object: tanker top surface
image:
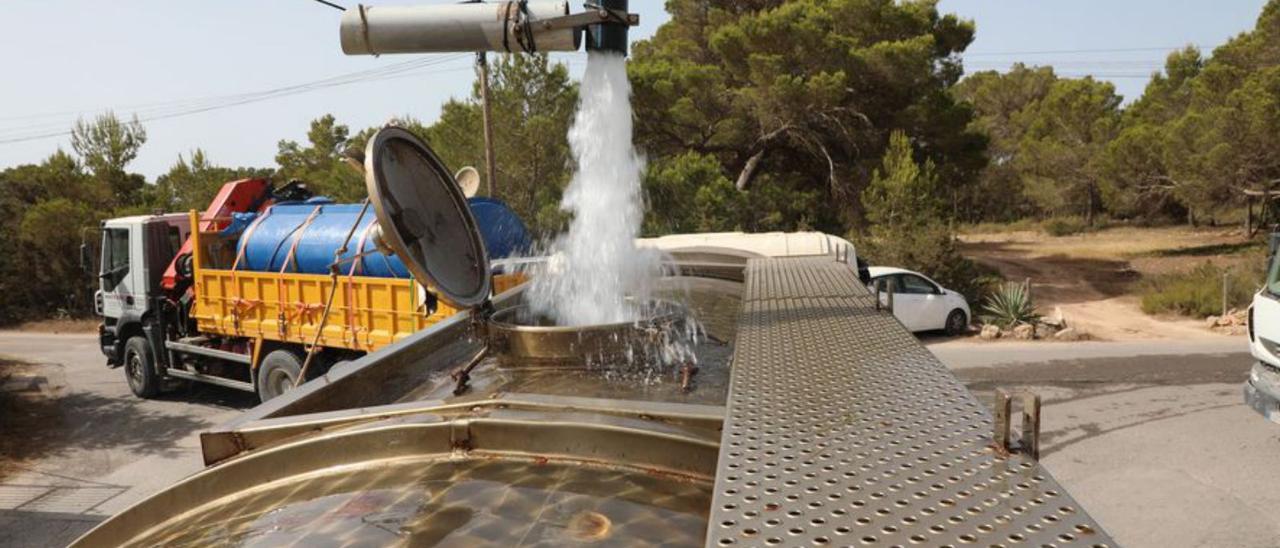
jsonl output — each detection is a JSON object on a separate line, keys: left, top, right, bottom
{"left": 72, "top": 256, "right": 1111, "bottom": 547}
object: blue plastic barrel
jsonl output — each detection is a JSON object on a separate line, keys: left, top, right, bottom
{"left": 469, "top": 197, "right": 532, "bottom": 260}
{"left": 235, "top": 197, "right": 530, "bottom": 277}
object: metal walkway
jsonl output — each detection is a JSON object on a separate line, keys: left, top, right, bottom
{"left": 707, "top": 257, "right": 1112, "bottom": 547}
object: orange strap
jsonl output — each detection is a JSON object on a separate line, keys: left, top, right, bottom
{"left": 342, "top": 223, "right": 380, "bottom": 345}
{"left": 227, "top": 209, "right": 271, "bottom": 331}
{"left": 276, "top": 206, "right": 324, "bottom": 338}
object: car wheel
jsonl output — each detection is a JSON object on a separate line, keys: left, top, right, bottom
{"left": 124, "top": 336, "right": 160, "bottom": 398}
{"left": 256, "top": 348, "right": 304, "bottom": 402}
{"left": 945, "top": 309, "right": 969, "bottom": 336}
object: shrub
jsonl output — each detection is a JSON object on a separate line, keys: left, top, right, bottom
{"left": 981, "top": 281, "right": 1041, "bottom": 328}
{"left": 855, "top": 223, "right": 1003, "bottom": 305}
{"left": 1140, "top": 262, "right": 1261, "bottom": 318}
{"left": 1041, "top": 216, "right": 1091, "bottom": 237}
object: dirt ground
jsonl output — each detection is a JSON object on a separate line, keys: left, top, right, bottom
{"left": 959, "top": 226, "right": 1260, "bottom": 340}
{"left": 12, "top": 319, "right": 99, "bottom": 334}
{"left": 0, "top": 358, "right": 64, "bottom": 480}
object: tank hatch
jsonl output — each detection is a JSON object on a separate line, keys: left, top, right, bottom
{"left": 364, "top": 126, "right": 492, "bottom": 308}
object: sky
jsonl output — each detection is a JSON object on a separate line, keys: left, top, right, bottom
{"left": 0, "top": 0, "right": 1269, "bottom": 179}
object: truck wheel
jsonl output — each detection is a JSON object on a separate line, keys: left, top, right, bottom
{"left": 945, "top": 309, "right": 969, "bottom": 336}
{"left": 124, "top": 336, "right": 160, "bottom": 398}
{"left": 257, "top": 349, "right": 303, "bottom": 402}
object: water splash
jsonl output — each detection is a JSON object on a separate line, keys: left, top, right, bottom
{"left": 526, "top": 52, "right": 661, "bottom": 326}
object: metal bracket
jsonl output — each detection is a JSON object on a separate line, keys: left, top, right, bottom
{"left": 994, "top": 388, "right": 1042, "bottom": 460}
{"left": 874, "top": 277, "right": 896, "bottom": 314}
{"left": 531, "top": 9, "right": 639, "bottom": 33}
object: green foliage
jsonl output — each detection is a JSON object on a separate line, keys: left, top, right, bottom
{"left": 275, "top": 114, "right": 366, "bottom": 202}
{"left": 862, "top": 132, "right": 945, "bottom": 227}
{"left": 644, "top": 152, "right": 740, "bottom": 234}
{"left": 1041, "top": 216, "right": 1091, "bottom": 237}
{"left": 425, "top": 54, "right": 578, "bottom": 235}
{"left": 857, "top": 131, "right": 997, "bottom": 304}
{"left": 643, "top": 151, "right": 827, "bottom": 235}
{"left": 1140, "top": 262, "right": 1261, "bottom": 318}
{"left": 980, "top": 281, "right": 1041, "bottom": 328}
{"left": 0, "top": 153, "right": 104, "bottom": 322}
{"left": 1017, "top": 78, "right": 1122, "bottom": 220}
{"left": 70, "top": 112, "right": 148, "bottom": 207}
{"left": 951, "top": 64, "right": 1056, "bottom": 221}
{"left": 630, "top": 0, "right": 986, "bottom": 234}
{"left": 154, "top": 150, "right": 273, "bottom": 212}
{"left": 956, "top": 2, "right": 1280, "bottom": 225}
{"left": 953, "top": 67, "right": 1123, "bottom": 223}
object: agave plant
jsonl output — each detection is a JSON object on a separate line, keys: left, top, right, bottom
{"left": 981, "top": 281, "right": 1041, "bottom": 329}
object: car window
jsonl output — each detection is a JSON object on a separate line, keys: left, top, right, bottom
{"left": 900, "top": 274, "right": 937, "bottom": 295}
{"left": 869, "top": 275, "right": 898, "bottom": 293}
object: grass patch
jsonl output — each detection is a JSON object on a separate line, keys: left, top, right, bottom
{"left": 1143, "top": 239, "right": 1264, "bottom": 258}
{"left": 1140, "top": 262, "right": 1262, "bottom": 318}
{"left": 959, "top": 219, "right": 1041, "bottom": 235}
{"left": 1041, "top": 216, "right": 1095, "bottom": 237}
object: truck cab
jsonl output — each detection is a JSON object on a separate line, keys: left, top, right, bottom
{"left": 96, "top": 214, "right": 191, "bottom": 393}
{"left": 1245, "top": 234, "right": 1280, "bottom": 421}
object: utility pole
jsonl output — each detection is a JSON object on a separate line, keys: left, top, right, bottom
{"left": 477, "top": 52, "right": 498, "bottom": 197}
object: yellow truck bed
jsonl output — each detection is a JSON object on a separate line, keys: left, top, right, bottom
{"left": 187, "top": 212, "right": 519, "bottom": 355}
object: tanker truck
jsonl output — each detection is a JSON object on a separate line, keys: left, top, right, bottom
{"left": 91, "top": 171, "right": 531, "bottom": 403}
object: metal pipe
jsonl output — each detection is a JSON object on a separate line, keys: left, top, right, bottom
{"left": 584, "top": 0, "right": 630, "bottom": 55}
{"left": 340, "top": 2, "right": 580, "bottom": 55}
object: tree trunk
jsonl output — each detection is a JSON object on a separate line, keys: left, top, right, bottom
{"left": 1247, "top": 197, "right": 1254, "bottom": 237}
{"left": 735, "top": 149, "right": 766, "bottom": 191}
{"left": 1086, "top": 184, "right": 1096, "bottom": 226}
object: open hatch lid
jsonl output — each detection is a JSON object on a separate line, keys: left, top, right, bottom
{"left": 364, "top": 126, "right": 491, "bottom": 309}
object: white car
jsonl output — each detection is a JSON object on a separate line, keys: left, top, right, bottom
{"left": 868, "top": 267, "right": 971, "bottom": 335}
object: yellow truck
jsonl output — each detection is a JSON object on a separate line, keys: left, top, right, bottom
{"left": 92, "top": 176, "right": 527, "bottom": 402}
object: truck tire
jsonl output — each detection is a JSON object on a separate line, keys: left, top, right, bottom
{"left": 257, "top": 348, "right": 304, "bottom": 402}
{"left": 124, "top": 336, "right": 161, "bottom": 398}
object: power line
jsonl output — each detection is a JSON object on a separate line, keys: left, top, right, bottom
{"left": 964, "top": 46, "right": 1195, "bottom": 57}
{"left": 0, "top": 56, "right": 463, "bottom": 127}
{"left": 0, "top": 55, "right": 471, "bottom": 145}
{"left": 309, "top": 0, "right": 346, "bottom": 11}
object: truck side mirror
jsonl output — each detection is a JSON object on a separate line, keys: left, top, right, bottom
{"left": 80, "top": 243, "right": 92, "bottom": 274}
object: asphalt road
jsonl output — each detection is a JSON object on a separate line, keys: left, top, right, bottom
{"left": 0, "top": 332, "right": 1272, "bottom": 547}
{"left": 932, "top": 338, "right": 1278, "bottom": 548}
{"left": 0, "top": 331, "right": 256, "bottom": 547}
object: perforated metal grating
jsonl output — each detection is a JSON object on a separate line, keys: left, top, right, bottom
{"left": 707, "top": 257, "right": 1112, "bottom": 548}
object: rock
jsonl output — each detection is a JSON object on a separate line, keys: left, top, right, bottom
{"left": 1054, "top": 327, "right": 1082, "bottom": 341}
{"left": 1044, "top": 307, "right": 1067, "bottom": 328}
{"left": 980, "top": 324, "right": 1001, "bottom": 340}
{"left": 1205, "top": 316, "right": 1220, "bottom": 329}
{"left": 1222, "top": 314, "right": 1242, "bottom": 327}
{"left": 1012, "top": 324, "right": 1035, "bottom": 340}
{"left": 1035, "top": 323, "right": 1057, "bottom": 339}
